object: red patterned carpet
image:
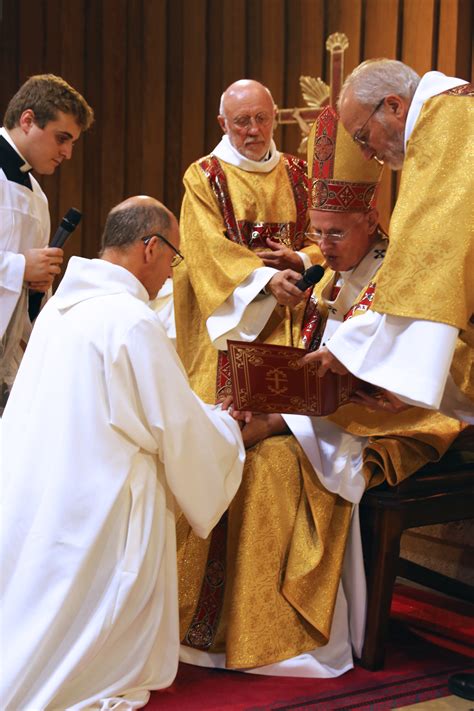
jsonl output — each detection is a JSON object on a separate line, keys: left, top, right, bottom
{"left": 146, "top": 584, "right": 474, "bottom": 710}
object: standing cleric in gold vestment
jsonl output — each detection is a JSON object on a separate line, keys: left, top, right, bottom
{"left": 327, "top": 63, "right": 474, "bottom": 422}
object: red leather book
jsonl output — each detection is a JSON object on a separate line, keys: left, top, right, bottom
{"left": 227, "top": 340, "right": 363, "bottom": 416}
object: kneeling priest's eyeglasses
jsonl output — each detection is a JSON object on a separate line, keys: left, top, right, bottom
{"left": 142, "top": 233, "right": 184, "bottom": 267}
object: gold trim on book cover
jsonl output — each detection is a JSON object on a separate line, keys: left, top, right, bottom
{"left": 227, "top": 340, "right": 360, "bottom": 416}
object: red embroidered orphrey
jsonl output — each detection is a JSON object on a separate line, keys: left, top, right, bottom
{"left": 199, "top": 153, "right": 309, "bottom": 403}
{"left": 182, "top": 154, "right": 309, "bottom": 651}
{"left": 344, "top": 281, "right": 377, "bottom": 321}
{"left": 442, "top": 82, "right": 474, "bottom": 97}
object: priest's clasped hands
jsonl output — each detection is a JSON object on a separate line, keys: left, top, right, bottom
{"left": 219, "top": 397, "right": 288, "bottom": 449}
{"left": 220, "top": 395, "right": 252, "bottom": 428}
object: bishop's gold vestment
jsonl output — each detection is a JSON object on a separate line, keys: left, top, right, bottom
{"left": 305, "top": 263, "right": 464, "bottom": 490}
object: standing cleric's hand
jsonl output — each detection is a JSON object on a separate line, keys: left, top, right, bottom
{"left": 256, "top": 238, "right": 305, "bottom": 272}
{"left": 298, "top": 346, "right": 349, "bottom": 377}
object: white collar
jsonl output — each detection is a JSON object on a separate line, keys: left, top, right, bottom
{"left": 404, "top": 71, "right": 467, "bottom": 149}
{"left": 212, "top": 134, "right": 281, "bottom": 173}
{"left": 54, "top": 256, "right": 150, "bottom": 311}
{"left": 0, "top": 126, "right": 33, "bottom": 172}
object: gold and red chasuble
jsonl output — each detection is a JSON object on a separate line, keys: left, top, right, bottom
{"left": 174, "top": 154, "right": 323, "bottom": 405}
{"left": 200, "top": 153, "right": 309, "bottom": 250}
{"left": 198, "top": 154, "right": 311, "bottom": 399}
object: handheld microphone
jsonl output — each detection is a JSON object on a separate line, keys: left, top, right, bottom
{"left": 295, "top": 264, "right": 325, "bottom": 291}
{"left": 50, "top": 208, "right": 82, "bottom": 248}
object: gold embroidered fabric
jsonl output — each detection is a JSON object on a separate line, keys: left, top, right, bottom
{"left": 373, "top": 93, "right": 474, "bottom": 331}
{"left": 177, "top": 435, "right": 351, "bottom": 668}
{"left": 309, "top": 272, "right": 465, "bottom": 486}
{"left": 450, "top": 326, "right": 474, "bottom": 403}
{"left": 174, "top": 157, "right": 322, "bottom": 402}
{"left": 175, "top": 155, "right": 347, "bottom": 668}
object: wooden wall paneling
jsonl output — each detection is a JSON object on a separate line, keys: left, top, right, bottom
{"left": 327, "top": 0, "right": 363, "bottom": 75}
{"left": 363, "top": 0, "right": 401, "bottom": 59}
{"left": 82, "top": 0, "right": 103, "bottom": 258}
{"left": 100, "top": 0, "right": 127, "bottom": 226}
{"left": 57, "top": 0, "right": 86, "bottom": 264}
{"left": 205, "top": 0, "right": 247, "bottom": 169}
{"left": 245, "top": 0, "right": 263, "bottom": 80}
{"left": 296, "top": 0, "right": 325, "bottom": 83}
{"left": 256, "top": 0, "right": 286, "bottom": 105}
{"left": 164, "top": 0, "right": 184, "bottom": 216}
{"left": 363, "top": 0, "right": 401, "bottom": 229}
{"left": 43, "top": 0, "right": 62, "bottom": 75}
{"left": 437, "top": 0, "right": 458, "bottom": 75}
{"left": 0, "top": 0, "right": 19, "bottom": 106}
{"left": 38, "top": 0, "right": 61, "bottom": 244}
{"left": 255, "top": 0, "right": 286, "bottom": 149}
{"left": 472, "top": 11, "right": 474, "bottom": 81}
{"left": 454, "top": 0, "right": 472, "bottom": 81}
{"left": 221, "top": 0, "right": 246, "bottom": 86}
{"left": 125, "top": 0, "right": 144, "bottom": 199}
{"left": 142, "top": 0, "right": 167, "bottom": 202}
{"left": 204, "top": 0, "right": 225, "bottom": 154}
{"left": 18, "top": 0, "right": 44, "bottom": 80}
{"left": 180, "top": 0, "right": 207, "bottom": 179}
{"left": 245, "top": 0, "right": 285, "bottom": 150}
{"left": 438, "top": 0, "right": 472, "bottom": 80}
{"left": 282, "top": 0, "right": 325, "bottom": 157}
{"left": 17, "top": 1, "right": 59, "bottom": 233}
{"left": 401, "top": 0, "right": 437, "bottom": 76}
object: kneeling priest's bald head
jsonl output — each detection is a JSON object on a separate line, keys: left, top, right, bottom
{"left": 100, "top": 196, "right": 183, "bottom": 300}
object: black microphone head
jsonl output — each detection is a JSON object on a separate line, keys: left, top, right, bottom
{"left": 61, "top": 207, "right": 82, "bottom": 233}
{"left": 303, "top": 264, "right": 325, "bottom": 286}
{"left": 295, "top": 264, "right": 325, "bottom": 291}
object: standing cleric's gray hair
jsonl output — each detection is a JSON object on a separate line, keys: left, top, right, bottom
{"left": 101, "top": 201, "right": 171, "bottom": 252}
{"left": 338, "top": 59, "right": 421, "bottom": 110}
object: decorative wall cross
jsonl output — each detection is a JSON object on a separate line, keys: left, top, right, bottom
{"left": 276, "top": 33, "right": 349, "bottom": 154}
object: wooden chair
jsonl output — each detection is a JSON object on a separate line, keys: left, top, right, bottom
{"left": 359, "top": 426, "right": 474, "bottom": 670}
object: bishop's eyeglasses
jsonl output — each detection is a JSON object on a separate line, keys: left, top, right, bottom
{"left": 142, "top": 233, "right": 184, "bottom": 267}
{"left": 305, "top": 217, "right": 365, "bottom": 244}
